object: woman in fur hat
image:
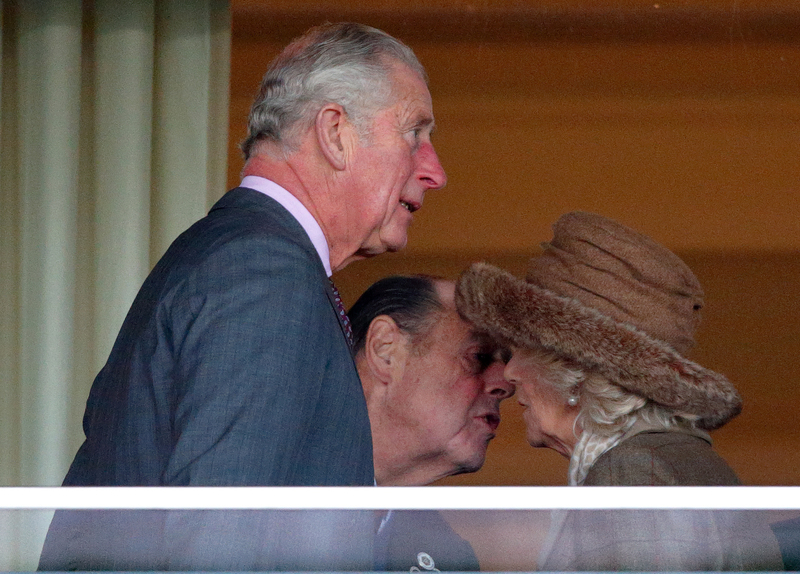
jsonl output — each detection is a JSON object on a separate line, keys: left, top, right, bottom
{"left": 455, "top": 211, "right": 783, "bottom": 571}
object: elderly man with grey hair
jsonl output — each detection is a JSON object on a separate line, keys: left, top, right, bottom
{"left": 39, "top": 23, "right": 446, "bottom": 571}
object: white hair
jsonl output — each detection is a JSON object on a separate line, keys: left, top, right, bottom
{"left": 241, "top": 22, "right": 426, "bottom": 159}
{"left": 524, "top": 347, "right": 700, "bottom": 439}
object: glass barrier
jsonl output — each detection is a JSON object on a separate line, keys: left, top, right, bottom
{"left": 1, "top": 486, "right": 798, "bottom": 572}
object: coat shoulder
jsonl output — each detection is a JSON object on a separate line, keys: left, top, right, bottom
{"left": 584, "top": 431, "right": 740, "bottom": 486}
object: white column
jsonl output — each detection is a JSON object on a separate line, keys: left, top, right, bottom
{"left": 92, "top": 0, "right": 155, "bottom": 367}
{"left": 151, "top": 0, "right": 217, "bottom": 261}
{"left": 0, "top": 2, "right": 23, "bottom": 569}
{"left": 206, "top": 0, "right": 231, "bottom": 207}
{"left": 17, "top": 0, "right": 82, "bottom": 489}
{"left": 15, "top": 1, "right": 83, "bottom": 568}
{"left": 0, "top": 0, "right": 21, "bottom": 491}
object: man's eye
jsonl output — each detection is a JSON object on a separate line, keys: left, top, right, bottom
{"left": 474, "top": 352, "right": 494, "bottom": 371}
{"left": 406, "top": 129, "right": 422, "bottom": 150}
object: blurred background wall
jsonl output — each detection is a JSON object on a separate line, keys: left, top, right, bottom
{"left": 229, "top": 0, "right": 800, "bottom": 488}
{"left": 1, "top": 1, "right": 797, "bottom": 569}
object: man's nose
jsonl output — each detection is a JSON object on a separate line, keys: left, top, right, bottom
{"left": 503, "top": 360, "right": 520, "bottom": 388}
{"left": 484, "top": 361, "right": 515, "bottom": 400}
{"left": 417, "top": 142, "right": 447, "bottom": 190}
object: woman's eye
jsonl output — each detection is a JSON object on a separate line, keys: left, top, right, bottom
{"left": 497, "top": 348, "right": 512, "bottom": 364}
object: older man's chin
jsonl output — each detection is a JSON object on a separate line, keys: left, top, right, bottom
{"left": 335, "top": 233, "right": 404, "bottom": 271}
{"left": 353, "top": 233, "right": 409, "bottom": 260}
{"left": 449, "top": 448, "right": 489, "bottom": 478}
{"left": 378, "top": 224, "right": 411, "bottom": 253}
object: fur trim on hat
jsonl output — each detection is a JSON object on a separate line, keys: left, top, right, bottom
{"left": 456, "top": 262, "right": 742, "bottom": 430}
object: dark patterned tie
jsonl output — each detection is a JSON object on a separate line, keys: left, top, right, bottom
{"left": 329, "top": 278, "right": 354, "bottom": 348}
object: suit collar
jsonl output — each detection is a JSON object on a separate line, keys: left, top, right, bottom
{"left": 239, "top": 176, "right": 332, "bottom": 276}
{"left": 212, "top": 187, "right": 355, "bottom": 358}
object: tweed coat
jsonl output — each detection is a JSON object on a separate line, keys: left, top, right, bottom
{"left": 538, "top": 430, "right": 784, "bottom": 571}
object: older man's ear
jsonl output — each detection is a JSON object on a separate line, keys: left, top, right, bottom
{"left": 315, "top": 103, "right": 355, "bottom": 171}
{"left": 362, "top": 315, "right": 410, "bottom": 386}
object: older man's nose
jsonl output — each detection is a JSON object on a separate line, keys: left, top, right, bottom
{"left": 417, "top": 141, "right": 447, "bottom": 190}
{"left": 485, "top": 362, "right": 515, "bottom": 400}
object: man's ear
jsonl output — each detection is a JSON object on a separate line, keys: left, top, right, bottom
{"left": 364, "top": 315, "right": 409, "bottom": 384}
{"left": 315, "top": 103, "right": 351, "bottom": 171}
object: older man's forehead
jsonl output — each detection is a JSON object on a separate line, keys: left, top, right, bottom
{"left": 433, "top": 284, "right": 495, "bottom": 346}
{"left": 430, "top": 306, "right": 476, "bottom": 345}
{"left": 386, "top": 63, "right": 434, "bottom": 119}
{"left": 447, "top": 313, "right": 495, "bottom": 347}
{"left": 469, "top": 329, "right": 499, "bottom": 349}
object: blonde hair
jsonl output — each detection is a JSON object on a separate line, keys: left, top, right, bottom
{"left": 526, "top": 347, "right": 699, "bottom": 438}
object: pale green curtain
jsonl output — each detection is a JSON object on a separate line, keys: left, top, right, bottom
{"left": 0, "top": 0, "right": 230, "bottom": 567}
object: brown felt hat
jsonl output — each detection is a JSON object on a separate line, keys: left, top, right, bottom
{"left": 455, "top": 212, "right": 741, "bottom": 430}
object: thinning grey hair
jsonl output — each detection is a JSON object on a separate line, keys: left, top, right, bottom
{"left": 241, "top": 22, "right": 426, "bottom": 159}
{"left": 524, "top": 348, "right": 699, "bottom": 439}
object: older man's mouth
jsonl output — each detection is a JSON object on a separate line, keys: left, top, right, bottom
{"left": 482, "top": 413, "right": 500, "bottom": 432}
{"left": 400, "top": 200, "right": 419, "bottom": 213}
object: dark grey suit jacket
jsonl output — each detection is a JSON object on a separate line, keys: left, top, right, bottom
{"left": 39, "top": 188, "right": 374, "bottom": 570}
{"left": 375, "top": 511, "right": 479, "bottom": 571}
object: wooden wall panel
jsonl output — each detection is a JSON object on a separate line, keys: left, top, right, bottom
{"left": 332, "top": 251, "right": 800, "bottom": 486}
{"left": 229, "top": 1, "right": 800, "bottom": 487}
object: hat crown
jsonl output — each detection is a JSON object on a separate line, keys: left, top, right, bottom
{"left": 526, "top": 212, "right": 704, "bottom": 355}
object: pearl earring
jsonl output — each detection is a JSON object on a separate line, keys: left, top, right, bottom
{"left": 567, "top": 395, "right": 579, "bottom": 407}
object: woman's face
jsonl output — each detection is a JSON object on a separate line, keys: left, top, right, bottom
{"left": 503, "top": 347, "right": 581, "bottom": 458}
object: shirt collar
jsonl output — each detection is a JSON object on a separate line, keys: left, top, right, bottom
{"left": 240, "top": 175, "right": 332, "bottom": 277}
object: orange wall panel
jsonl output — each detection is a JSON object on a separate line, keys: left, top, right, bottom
{"left": 229, "top": 4, "right": 800, "bottom": 486}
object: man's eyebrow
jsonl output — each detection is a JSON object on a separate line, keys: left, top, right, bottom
{"left": 410, "top": 115, "right": 435, "bottom": 131}
{"left": 471, "top": 331, "right": 496, "bottom": 348}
